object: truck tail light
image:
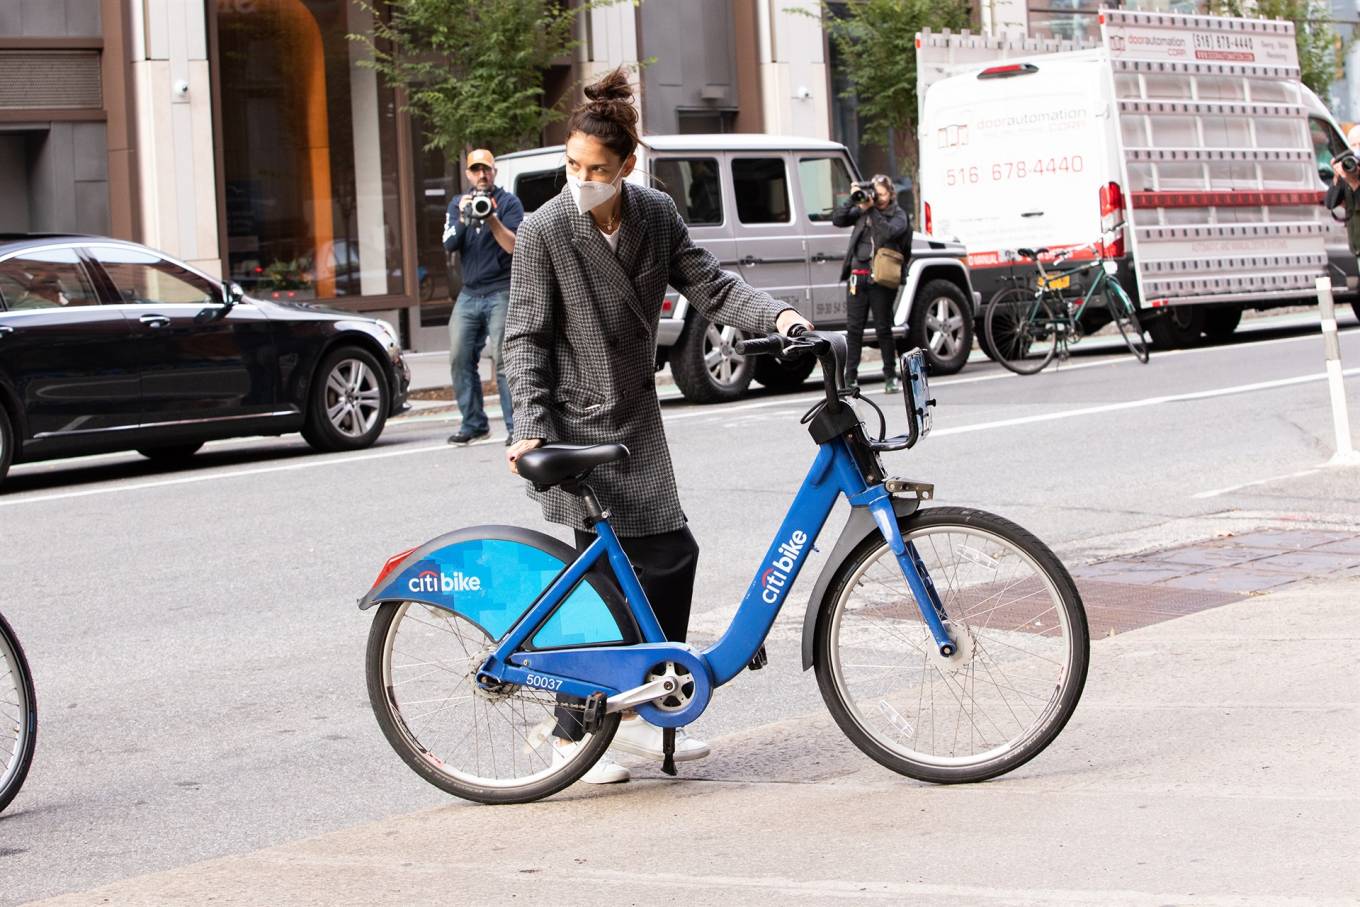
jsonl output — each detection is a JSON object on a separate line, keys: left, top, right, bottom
{"left": 924, "top": 201, "right": 933, "bottom": 235}
{"left": 1099, "top": 181, "right": 1126, "bottom": 258}
{"left": 978, "top": 63, "right": 1039, "bottom": 79}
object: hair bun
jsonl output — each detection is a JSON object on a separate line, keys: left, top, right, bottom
{"left": 584, "top": 68, "right": 634, "bottom": 105}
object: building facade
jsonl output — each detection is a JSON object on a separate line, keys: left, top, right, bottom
{"left": 0, "top": 0, "right": 839, "bottom": 352}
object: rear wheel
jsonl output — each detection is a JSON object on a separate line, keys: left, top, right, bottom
{"left": 136, "top": 442, "right": 204, "bottom": 464}
{"left": 908, "top": 280, "right": 973, "bottom": 375}
{"left": 1147, "top": 305, "right": 1204, "bottom": 348}
{"left": 0, "top": 406, "right": 12, "bottom": 490}
{"left": 1203, "top": 307, "right": 1242, "bottom": 343}
{"left": 669, "top": 316, "right": 755, "bottom": 403}
{"left": 302, "top": 346, "right": 389, "bottom": 452}
{"left": 814, "top": 507, "right": 1088, "bottom": 784}
{"left": 366, "top": 601, "right": 619, "bottom": 804}
{"left": 985, "top": 288, "right": 1056, "bottom": 375}
{"left": 0, "top": 610, "right": 37, "bottom": 813}
{"left": 1107, "top": 281, "right": 1149, "bottom": 363}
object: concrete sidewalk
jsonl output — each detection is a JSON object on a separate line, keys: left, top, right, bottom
{"left": 32, "top": 571, "right": 1359, "bottom": 906}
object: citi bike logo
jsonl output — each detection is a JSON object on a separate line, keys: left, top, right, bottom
{"left": 760, "top": 530, "right": 808, "bottom": 604}
{"left": 408, "top": 568, "right": 482, "bottom": 594}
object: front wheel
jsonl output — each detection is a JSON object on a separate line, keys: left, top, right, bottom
{"left": 985, "top": 289, "right": 1057, "bottom": 375}
{"left": 814, "top": 507, "right": 1089, "bottom": 784}
{"left": 302, "top": 346, "right": 389, "bottom": 452}
{"left": 0, "top": 611, "right": 37, "bottom": 813}
{"left": 367, "top": 601, "right": 620, "bottom": 804}
{"left": 1107, "top": 281, "right": 1149, "bottom": 363}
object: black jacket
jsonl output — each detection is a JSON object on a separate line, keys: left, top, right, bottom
{"left": 831, "top": 201, "right": 911, "bottom": 282}
{"left": 1325, "top": 178, "right": 1360, "bottom": 256}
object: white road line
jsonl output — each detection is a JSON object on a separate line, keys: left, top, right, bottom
{"left": 4, "top": 363, "right": 1356, "bottom": 511}
{"left": 0, "top": 443, "right": 451, "bottom": 509}
{"left": 1192, "top": 468, "right": 1322, "bottom": 500}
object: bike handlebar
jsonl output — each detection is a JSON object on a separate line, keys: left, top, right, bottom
{"left": 736, "top": 327, "right": 849, "bottom": 414}
{"left": 733, "top": 335, "right": 788, "bottom": 357}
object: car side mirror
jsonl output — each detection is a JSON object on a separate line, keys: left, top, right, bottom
{"left": 225, "top": 281, "right": 245, "bottom": 307}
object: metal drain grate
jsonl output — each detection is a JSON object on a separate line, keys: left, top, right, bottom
{"left": 1073, "top": 580, "right": 1245, "bottom": 636}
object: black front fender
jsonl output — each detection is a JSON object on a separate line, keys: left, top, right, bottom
{"left": 800, "top": 497, "right": 922, "bottom": 670}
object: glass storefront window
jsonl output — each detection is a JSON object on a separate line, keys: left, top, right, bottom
{"left": 217, "top": 1, "right": 404, "bottom": 302}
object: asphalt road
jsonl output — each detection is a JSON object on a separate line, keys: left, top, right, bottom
{"left": 2, "top": 313, "right": 1358, "bottom": 903}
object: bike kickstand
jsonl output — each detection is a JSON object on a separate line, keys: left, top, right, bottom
{"left": 661, "top": 727, "right": 677, "bottom": 777}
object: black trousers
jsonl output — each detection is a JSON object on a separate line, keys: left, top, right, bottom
{"left": 845, "top": 279, "right": 898, "bottom": 383}
{"left": 553, "top": 525, "right": 700, "bottom": 741}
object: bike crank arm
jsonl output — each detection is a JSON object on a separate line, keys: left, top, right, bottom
{"left": 605, "top": 676, "right": 680, "bottom": 713}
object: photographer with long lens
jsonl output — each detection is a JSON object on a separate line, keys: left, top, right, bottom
{"left": 1326, "top": 147, "right": 1360, "bottom": 265}
{"left": 832, "top": 174, "right": 910, "bottom": 393}
{"left": 443, "top": 149, "right": 524, "bottom": 445}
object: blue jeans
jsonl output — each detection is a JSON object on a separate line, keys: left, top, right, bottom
{"left": 448, "top": 289, "right": 512, "bottom": 436}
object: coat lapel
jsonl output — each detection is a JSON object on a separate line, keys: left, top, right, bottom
{"left": 569, "top": 184, "right": 651, "bottom": 332}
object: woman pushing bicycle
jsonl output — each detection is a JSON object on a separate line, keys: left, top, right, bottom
{"left": 502, "top": 69, "right": 813, "bottom": 783}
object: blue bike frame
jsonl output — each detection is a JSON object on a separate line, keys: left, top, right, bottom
{"left": 477, "top": 432, "right": 954, "bottom": 724}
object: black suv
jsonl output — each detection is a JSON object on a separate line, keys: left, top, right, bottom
{"left": 0, "top": 235, "right": 410, "bottom": 488}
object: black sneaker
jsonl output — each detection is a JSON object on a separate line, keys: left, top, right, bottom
{"left": 447, "top": 427, "right": 490, "bottom": 445}
{"left": 504, "top": 437, "right": 514, "bottom": 447}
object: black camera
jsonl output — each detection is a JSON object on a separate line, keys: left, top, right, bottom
{"left": 461, "top": 189, "right": 495, "bottom": 226}
{"left": 849, "top": 181, "right": 875, "bottom": 205}
{"left": 1333, "top": 149, "right": 1358, "bottom": 175}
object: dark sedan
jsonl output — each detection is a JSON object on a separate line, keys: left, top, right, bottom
{"left": 0, "top": 235, "right": 410, "bottom": 487}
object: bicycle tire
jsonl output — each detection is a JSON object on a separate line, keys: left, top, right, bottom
{"left": 1107, "top": 280, "right": 1149, "bottom": 363}
{"left": 367, "top": 601, "right": 620, "bottom": 804}
{"left": 0, "top": 610, "right": 37, "bottom": 813}
{"left": 984, "top": 288, "right": 1058, "bottom": 375}
{"left": 813, "top": 507, "right": 1088, "bottom": 784}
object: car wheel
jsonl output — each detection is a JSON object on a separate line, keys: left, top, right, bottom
{"left": 302, "top": 346, "right": 390, "bottom": 452}
{"left": 908, "top": 279, "right": 973, "bottom": 375}
{"left": 1202, "top": 307, "right": 1242, "bottom": 343}
{"left": 0, "top": 406, "right": 12, "bottom": 489}
{"left": 754, "top": 355, "right": 817, "bottom": 392}
{"left": 136, "top": 443, "right": 204, "bottom": 464}
{"left": 669, "top": 316, "right": 755, "bottom": 404}
{"left": 1146, "top": 305, "right": 1205, "bottom": 349}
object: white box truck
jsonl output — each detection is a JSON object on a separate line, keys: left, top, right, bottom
{"left": 917, "top": 9, "right": 1357, "bottom": 348}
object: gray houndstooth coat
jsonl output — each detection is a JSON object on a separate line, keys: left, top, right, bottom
{"left": 505, "top": 181, "right": 791, "bottom": 536}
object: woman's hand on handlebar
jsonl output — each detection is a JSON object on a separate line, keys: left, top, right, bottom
{"left": 506, "top": 438, "right": 543, "bottom": 475}
{"left": 776, "top": 308, "right": 814, "bottom": 336}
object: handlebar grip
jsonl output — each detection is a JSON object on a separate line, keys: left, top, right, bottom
{"left": 734, "top": 334, "right": 786, "bottom": 357}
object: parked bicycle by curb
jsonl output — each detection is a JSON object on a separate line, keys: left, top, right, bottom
{"left": 1, "top": 609, "right": 37, "bottom": 814}
{"left": 985, "top": 244, "right": 1149, "bottom": 375}
{"left": 359, "top": 329, "right": 1089, "bottom": 804}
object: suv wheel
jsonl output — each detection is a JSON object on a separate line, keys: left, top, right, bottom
{"left": 669, "top": 316, "right": 755, "bottom": 403}
{"left": 302, "top": 346, "right": 390, "bottom": 451}
{"left": 1146, "top": 305, "right": 1204, "bottom": 348}
{"left": 754, "top": 355, "right": 817, "bottom": 392}
{"left": 908, "top": 279, "right": 973, "bottom": 375}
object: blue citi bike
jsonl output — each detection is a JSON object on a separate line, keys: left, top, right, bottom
{"left": 360, "top": 331, "right": 1089, "bottom": 804}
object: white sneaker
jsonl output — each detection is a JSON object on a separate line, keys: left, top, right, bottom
{"left": 610, "top": 719, "right": 711, "bottom": 762}
{"left": 553, "top": 738, "right": 630, "bottom": 784}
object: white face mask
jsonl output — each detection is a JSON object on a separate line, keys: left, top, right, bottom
{"left": 567, "top": 169, "right": 625, "bottom": 215}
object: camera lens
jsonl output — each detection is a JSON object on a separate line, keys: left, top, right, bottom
{"left": 470, "top": 195, "right": 494, "bottom": 218}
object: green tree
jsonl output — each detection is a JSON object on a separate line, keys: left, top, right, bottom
{"left": 1208, "top": 0, "right": 1345, "bottom": 100}
{"left": 798, "top": 0, "right": 971, "bottom": 174}
{"left": 350, "top": 0, "right": 609, "bottom": 155}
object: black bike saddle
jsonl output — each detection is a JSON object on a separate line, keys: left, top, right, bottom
{"left": 1016, "top": 247, "right": 1049, "bottom": 260}
{"left": 516, "top": 443, "right": 629, "bottom": 488}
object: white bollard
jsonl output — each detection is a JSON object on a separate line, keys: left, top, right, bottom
{"left": 1314, "top": 276, "right": 1360, "bottom": 466}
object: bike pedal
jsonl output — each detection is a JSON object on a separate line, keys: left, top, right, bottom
{"left": 747, "top": 645, "right": 768, "bottom": 671}
{"left": 581, "top": 692, "right": 607, "bottom": 734}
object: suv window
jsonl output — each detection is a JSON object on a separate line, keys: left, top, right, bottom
{"left": 515, "top": 167, "right": 566, "bottom": 213}
{"left": 799, "top": 157, "right": 853, "bottom": 222}
{"left": 90, "top": 245, "right": 219, "bottom": 306}
{"left": 0, "top": 247, "right": 99, "bottom": 311}
{"left": 732, "top": 157, "right": 792, "bottom": 224}
{"left": 652, "top": 157, "right": 722, "bottom": 225}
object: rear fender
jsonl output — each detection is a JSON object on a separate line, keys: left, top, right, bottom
{"left": 800, "top": 497, "right": 922, "bottom": 670}
{"left": 358, "top": 524, "right": 640, "bottom": 647}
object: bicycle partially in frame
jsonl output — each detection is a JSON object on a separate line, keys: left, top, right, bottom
{"left": 1, "top": 609, "right": 37, "bottom": 814}
{"left": 360, "top": 331, "right": 1089, "bottom": 804}
{"left": 985, "top": 245, "right": 1150, "bottom": 375}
